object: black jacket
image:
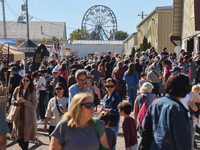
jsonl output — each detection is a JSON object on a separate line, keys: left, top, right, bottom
{"left": 46, "top": 76, "right": 67, "bottom": 98}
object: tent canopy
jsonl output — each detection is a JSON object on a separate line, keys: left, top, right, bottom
{"left": 18, "top": 39, "right": 49, "bottom": 57}
{"left": 0, "top": 46, "right": 25, "bottom": 62}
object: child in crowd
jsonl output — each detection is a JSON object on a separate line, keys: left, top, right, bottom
{"left": 118, "top": 102, "right": 138, "bottom": 150}
{"left": 98, "top": 111, "right": 116, "bottom": 150}
{"left": 139, "top": 72, "right": 146, "bottom": 90}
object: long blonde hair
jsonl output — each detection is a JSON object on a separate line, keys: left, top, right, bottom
{"left": 114, "top": 61, "right": 123, "bottom": 73}
{"left": 62, "top": 93, "right": 95, "bottom": 128}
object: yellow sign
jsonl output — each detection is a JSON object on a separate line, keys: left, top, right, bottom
{"left": 190, "top": 0, "right": 194, "bottom": 19}
{"left": 35, "top": 53, "right": 41, "bottom": 63}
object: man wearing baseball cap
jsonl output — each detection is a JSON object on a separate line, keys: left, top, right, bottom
{"left": 8, "top": 66, "right": 22, "bottom": 107}
{"left": 169, "top": 66, "right": 181, "bottom": 74}
{"left": 46, "top": 68, "right": 67, "bottom": 101}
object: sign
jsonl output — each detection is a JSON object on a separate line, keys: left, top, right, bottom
{"left": 0, "top": 39, "right": 16, "bottom": 43}
{"left": 31, "top": 44, "right": 47, "bottom": 72}
{"left": 190, "top": 0, "right": 194, "bottom": 19}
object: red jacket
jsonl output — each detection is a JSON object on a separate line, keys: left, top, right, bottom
{"left": 163, "top": 66, "right": 171, "bottom": 81}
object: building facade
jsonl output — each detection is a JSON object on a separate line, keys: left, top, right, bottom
{"left": 137, "top": 6, "right": 176, "bottom": 54}
{"left": 123, "top": 32, "right": 138, "bottom": 56}
{"left": 170, "top": 0, "right": 200, "bottom": 55}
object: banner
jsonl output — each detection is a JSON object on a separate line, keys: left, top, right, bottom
{"left": 31, "top": 44, "right": 47, "bottom": 73}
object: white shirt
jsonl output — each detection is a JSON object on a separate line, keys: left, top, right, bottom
{"left": 180, "top": 94, "right": 191, "bottom": 117}
{"left": 37, "top": 76, "right": 46, "bottom": 91}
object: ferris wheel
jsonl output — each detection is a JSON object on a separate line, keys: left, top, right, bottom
{"left": 81, "top": 5, "right": 117, "bottom": 40}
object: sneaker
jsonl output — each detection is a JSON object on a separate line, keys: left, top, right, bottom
{"left": 37, "top": 120, "right": 45, "bottom": 124}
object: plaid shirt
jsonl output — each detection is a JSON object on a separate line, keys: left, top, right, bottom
{"left": 181, "top": 62, "right": 189, "bottom": 74}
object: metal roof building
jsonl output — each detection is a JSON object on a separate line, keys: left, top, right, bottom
{"left": 0, "top": 21, "right": 67, "bottom": 46}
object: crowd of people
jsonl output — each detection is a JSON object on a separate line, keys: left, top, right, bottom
{"left": 0, "top": 48, "right": 200, "bottom": 150}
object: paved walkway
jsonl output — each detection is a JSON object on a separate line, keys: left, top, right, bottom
{"left": 6, "top": 99, "right": 200, "bottom": 150}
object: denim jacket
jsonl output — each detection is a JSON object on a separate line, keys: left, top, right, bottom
{"left": 103, "top": 91, "right": 121, "bottom": 126}
{"left": 143, "top": 94, "right": 191, "bottom": 150}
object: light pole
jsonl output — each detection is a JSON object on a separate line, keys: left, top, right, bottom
{"left": 26, "top": 0, "right": 29, "bottom": 40}
{"left": 1, "top": 0, "right": 7, "bottom": 39}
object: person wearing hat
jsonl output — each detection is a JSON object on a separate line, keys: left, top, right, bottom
{"left": 86, "top": 72, "right": 98, "bottom": 96}
{"left": 8, "top": 66, "right": 22, "bottom": 107}
{"left": 147, "top": 64, "right": 165, "bottom": 96}
{"left": 179, "top": 57, "right": 189, "bottom": 74}
{"left": 169, "top": 66, "right": 181, "bottom": 74}
{"left": 158, "top": 52, "right": 165, "bottom": 60}
{"left": 46, "top": 68, "right": 67, "bottom": 102}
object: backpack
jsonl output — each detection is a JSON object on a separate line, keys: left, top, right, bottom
{"left": 138, "top": 95, "right": 149, "bottom": 127}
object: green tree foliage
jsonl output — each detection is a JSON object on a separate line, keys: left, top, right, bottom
{"left": 139, "top": 36, "right": 152, "bottom": 51}
{"left": 68, "top": 29, "right": 84, "bottom": 40}
{"left": 116, "top": 30, "right": 129, "bottom": 40}
{"left": 131, "top": 47, "right": 136, "bottom": 58}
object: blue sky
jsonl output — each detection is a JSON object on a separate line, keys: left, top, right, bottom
{"left": 1, "top": 0, "right": 173, "bottom": 39}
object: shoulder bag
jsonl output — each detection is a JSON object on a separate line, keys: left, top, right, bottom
{"left": 93, "top": 118, "right": 110, "bottom": 150}
{"left": 138, "top": 104, "right": 153, "bottom": 150}
{"left": 6, "top": 105, "right": 20, "bottom": 121}
{"left": 55, "top": 98, "right": 64, "bottom": 118}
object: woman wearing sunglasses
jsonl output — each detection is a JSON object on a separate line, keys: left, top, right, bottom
{"left": 10, "top": 74, "right": 37, "bottom": 150}
{"left": 44, "top": 82, "right": 68, "bottom": 138}
{"left": 49, "top": 93, "right": 109, "bottom": 150}
{"left": 97, "top": 78, "right": 121, "bottom": 150}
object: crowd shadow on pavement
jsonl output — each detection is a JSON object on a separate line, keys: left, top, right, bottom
{"left": 194, "top": 134, "right": 200, "bottom": 150}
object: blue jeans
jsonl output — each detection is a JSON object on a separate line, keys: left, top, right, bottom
{"left": 127, "top": 85, "right": 137, "bottom": 109}
{"left": 45, "top": 92, "right": 49, "bottom": 110}
{"left": 109, "top": 124, "right": 119, "bottom": 150}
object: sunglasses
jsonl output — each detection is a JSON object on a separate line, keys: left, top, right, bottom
{"left": 53, "top": 72, "right": 58, "bottom": 74}
{"left": 105, "top": 85, "right": 115, "bottom": 88}
{"left": 87, "top": 77, "right": 92, "bottom": 79}
{"left": 23, "top": 79, "right": 30, "bottom": 82}
{"left": 81, "top": 102, "right": 94, "bottom": 109}
{"left": 55, "top": 87, "right": 63, "bottom": 90}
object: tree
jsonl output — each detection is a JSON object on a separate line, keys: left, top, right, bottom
{"left": 68, "top": 29, "right": 84, "bottom": 40}
{"left": 115, "top": 30, "right": 129, "bottom": 40}
{"left": 139, "top": 36, "right": 152, "bottom": 51}
{"left": 131, "top": 47, "right": 136, "bottom": 58}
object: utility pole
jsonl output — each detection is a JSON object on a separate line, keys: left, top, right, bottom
{"left": 138, "top": 11, "right": 147, "bottom": 20}
{"left": 1, "top": 0, "right": 7, "bottom": 39}
{"left": 26, "top": 0, "right": 29, "bottom": 39}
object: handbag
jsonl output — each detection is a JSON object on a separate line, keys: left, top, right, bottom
{"left": 6, "top": 105, "right": 20, "bottom": 121}
{"left": 138, "top": 105, "right": 153, "bottom": 150}
{"left": 92, "top": 87, "right": 100, "bottom": 107}
{"left": 93, "top": 118, "right": 110, "bottom": 150}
